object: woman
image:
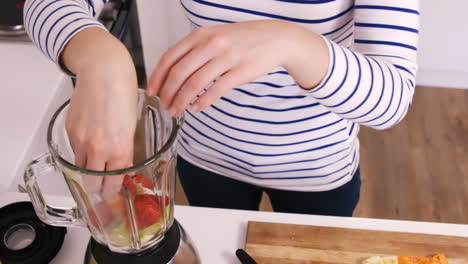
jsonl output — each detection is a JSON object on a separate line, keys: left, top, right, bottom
{"left": 24, "top": 0, "right": 419, "bottom": 217}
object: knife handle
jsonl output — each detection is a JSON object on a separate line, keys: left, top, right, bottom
{"left": 236, "top": 249, "right": 258, "bottom": 264}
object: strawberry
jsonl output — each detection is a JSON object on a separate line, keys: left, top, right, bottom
{"left": 135, "top": 195, "right": 162, "bottom": 229}
{"left": 121, "top": 174, "right": 154, "bottom": 196}
{"left": 161, "top": 195, "right": 170, "bottom": 206}
{"left": 134, "top": 175, "right": 154, "bottom": 190}
{"left": 122, "top": 174, "right": 138, "bottom": 196}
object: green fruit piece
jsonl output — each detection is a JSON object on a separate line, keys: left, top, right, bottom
{"left": 108, "top": 221, "right": 132, "bottom": 247}
{"left": 165, "top": 205, "right": 171, "bottom": 221}
{"left": 139, "top": 221, "right": 162, "bottom": 242}
{"left": 135, "top": 183, "right": 145, "bottom": 196}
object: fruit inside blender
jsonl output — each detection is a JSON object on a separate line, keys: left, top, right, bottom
{"left": 88, "top": 174, "right": 171, "bottom": 248}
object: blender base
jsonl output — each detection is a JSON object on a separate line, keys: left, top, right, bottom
{"left": 84, "top": 220, "right": 200, "bottom": 264}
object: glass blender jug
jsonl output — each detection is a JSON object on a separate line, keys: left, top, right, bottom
{"left": 24, "top": 89, "right": 199, "bottom": 263}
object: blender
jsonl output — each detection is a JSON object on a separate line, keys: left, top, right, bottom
{"left": 23, "top": 90, "right": 200, "bottom": 264}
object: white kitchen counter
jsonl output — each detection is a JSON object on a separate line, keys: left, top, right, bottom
{"left": 1, "top": 192, "right": 467, "bottom": 264}
{"left": 0, "top": 41, "right": 72, "bottom": 193}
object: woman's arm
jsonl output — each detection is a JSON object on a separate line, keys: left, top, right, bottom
{"left": 24, "top": 0, "right": 107, "bottom": 64}
{"left": 24, "top": 0, "right": 138, "bottom": 200}
{"left": 148, "top": 0, "right": 419, "bottom": 131}
{"left": 301, "top": 0, "right": 419, "bottom": 130}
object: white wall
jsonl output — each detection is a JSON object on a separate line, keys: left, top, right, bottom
{"left": 417, "top": 0, "right": 468, "bottom": 89}
{"left": 137, "top": 0, "right": 190, "bottom": 78}
{"left": 137, "top": 0, "right": 468, "bottom": 89}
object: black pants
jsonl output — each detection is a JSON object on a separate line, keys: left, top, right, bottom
{"left": 177, "top": 157, "right": 361, "bottom": 217}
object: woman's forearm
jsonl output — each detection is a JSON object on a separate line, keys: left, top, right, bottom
{"left": 279, "top": 21, "right": 330, "bottom": 90}
{"left": 61, "top": 27, "right": 134, "bottom": 75}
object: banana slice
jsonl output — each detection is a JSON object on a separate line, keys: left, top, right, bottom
{"left": 363, "top": 256, "right": 398, "bottom": 264}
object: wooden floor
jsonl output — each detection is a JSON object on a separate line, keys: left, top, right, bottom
{"left": 175, "top": 86, "right": 468, "bottom": 224}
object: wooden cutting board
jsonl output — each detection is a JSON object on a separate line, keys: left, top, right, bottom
{"left": 245, "top": 221, "right": 468, "bottom": 264}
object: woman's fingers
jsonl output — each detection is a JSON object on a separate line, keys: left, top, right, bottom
{"left": 169, "top": 56, "right": 233, "bottom": 117}
{"left": 190, "top": 66, "right": 254, "bottom": 113}
{"left": 101, "top": 143, "right": 134, "bottom": 201}
{"left": 147, "top": 27, "right": 209, "bottom": 96}
{"left": 74, "top": 147, "right": 87, "bottom": 169}
{"left": 158, "top": 42, "right": 219, "bottom": 110}
{"left": 82, "top": 151, "right": 106, "bottom": 194}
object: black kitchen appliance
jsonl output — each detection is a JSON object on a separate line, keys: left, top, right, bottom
{"left": 0, "top": 0, "right": 28, "bottom": 41}
{"left": 0, "top": 0, "right": 147, "bottom": 87}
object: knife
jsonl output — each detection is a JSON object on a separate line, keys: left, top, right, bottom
{"left": 236, "top": 249, "right": 258, "bottom": 264}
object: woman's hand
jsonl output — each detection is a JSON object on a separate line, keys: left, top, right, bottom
{"left": 147, "top": 20, "right": 329, "bottom": 117}
{"left": 62, "top": 27, "right": 138, "bottom": 200}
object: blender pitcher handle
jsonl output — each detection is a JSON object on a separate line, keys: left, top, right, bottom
{"left": 24, "top": 153, "right": 84, "bottom": 228}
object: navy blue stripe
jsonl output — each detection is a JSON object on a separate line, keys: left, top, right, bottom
{"left": 201, "top": 111, "right": 344, "bottom": 136}
{"left": 366, "top": 54, "right": 409, "bottom": 60}
{"left": 28, "top": 0, "right": 87, "bottom": 29}
{"left": 355, "top": 39, "right": 417, "bottom": 51}
{"left": 250, "top": 82, "right": 297, "bottom": 88}
{"left": 337, "top": 56, "right": 373, "bottom": 115}
{"left": 86, "top": 0, "right": 96, "bottom": 16}
{"left": 394, "top": 64, "right": 415, "bottom": 77}
{"left": 45, "top": 11, "right": 89, "bottom": 59}
{"left": 180, "top": 1, "right": 233, "bottom": 24}
{"left": 354, "top": 5, "right": 419, "bottom": 15}
{"left": 56, "top": 22, "right": 102, "bottom": 56}
{"left": 331, "top": 23, "right": 353, "bottom": 42}
{"left": 211, "top": 105, "right": 331, "bottom": 125}
{"left": 255, "top": 155, "right": 350, "bottom": 174}
{"left": 187, "top": 111, "right": 345, "bottom": 147}
{"left": 31, "top": 1, "right": 62, "bottom": 43}
{"left": 26, "top": 0, "right": 46, "bottom": 28}
{"left": 351, "top": 58, "right": 386, "bottom": 120}
{"left": 311, "top": 40, "right": 336, "bottom": 94}
{"left": 327, "top": 52, "right": 362, "bottom": 108}
{"left": 336, "top": 31, "right": 353, "bottom": 44}
{"left": 179, "top": 129, "right": 350, "bottom": 167}
{"left": 395, "top": 101, "right": 410, "bottom": 125}
{"left": 191, "top": 20, "right": 202, "bottom": 27}
{"left": 180, "top": 136, "right": 351, "bottom": 175}
{"left": 184, "top": 15, "right": 202, "bottom": 27}
{"left": 311, "top": 151, "right": 357, "bottom": 184}
{"left": 180, "top": 133, "right": 349, "bottom": 168}
{"left": 24, "top": 0, "right": 41, "bottom": 22}
{"left": 316, "top": 170, "right": 350, "bottom": 186}
{"left": 355, "top": 22, "right": 418, "bottom": 33}
{"left": 37, "top": 4, "right": 81, "bottom": 53}
{"left": 275, "top": 0, "right": 335, "bottom": 4}
{"left": 220, "top": 97, "right": 320, "bottom": 112}
{"left": 52, "top": 17, "right": 90, "bottom": 53}
{"left": 315, "top": 46, "right": 349, "bottom": 100}
{"left": 375, "top": 71, "right": 404, "bottom": 127}
{"left": 191, "top": 0, "right": 354, "bottom": 24}
{"left": 180, "top": 138, "right": 354, "bottom": 180}
{"left": 179, "top": 139, "right": 250, "bottom": 175}
{"left": 323, "top": 18, "right": 353, "bottom": 36}
{"left": 183, "top": 122, "right": 348, "bottom": 157}
{"left": 268, "top": 70, "right": 289, "bottom": 75}
{"left": 233, "top": 88, "right": 306, "bottom": 99}
{"left": 348, "top": 123, "right": 355, "bottom": 136}
{"left": 361, "top": 63, "right": 395, "bottom": 124}
{"left": 179, "top": 133, "right": 253, "bottom": 168}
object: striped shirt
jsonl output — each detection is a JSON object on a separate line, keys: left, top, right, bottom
{"left": 24, "top": 0, "right": 419, "bottom": 191}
